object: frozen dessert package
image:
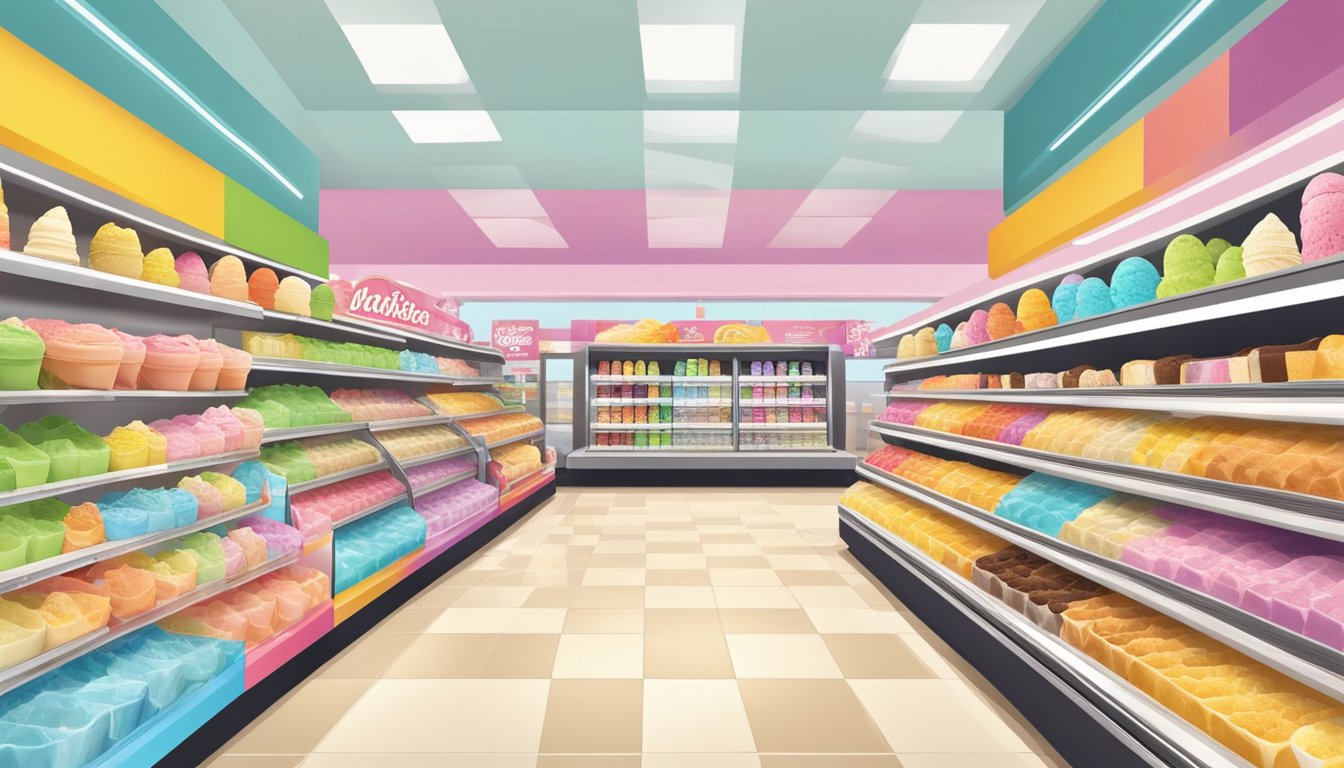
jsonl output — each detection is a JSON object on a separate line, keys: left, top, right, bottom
{"left": 1180, "top": 355, "right": 1250, "bottom": 384}
{"left": 248, "top": 268, "right": 279, "bottom": 309}
{"left": 88, "top": 222, "right": 144, "bottom": 279}
{"left": 141, "top": 247, "right": 180, "bottom": 287}
{"left": 1213, "top": 245, "right": 1245, "bottom": 284}
{"left": 950, "top": 322, "right": 969, "bottom": 350}
{"left": 913, "top": 327, "right": 938, "bottom": 357}
{"left": 594, "top": 318, "right": 679, "bottom": 344}
{"left": 1241, "top": 212, "right": 1302, "bottom": 277}
{"left": 1314, "top": 335, "right": 1344, "bottom": 379}
{"left": 209, "top": 255, "right": 249, "bottom": 302}
{"left": 1078, "top": 369, "right": 1118, "bottom": 388}
{"left": 1248, "top": 338, "right": 1322, "bottom": 383}
{"left": 985, "top": 303, "right": 1016, "bottom": 340}
{"left": 1120, "top": 360, "right": 1154, "bottom": 386}
{"left": 1072, "top": 277, "right": 1114, "bottom": 319}
{"left": 1109, "top": 257, "right": 1160, "bottom": 309}
{"left": 965, "top": 310, "right": 990, "bottom": 345}
{"left": 310, "top": 283, "right": 336, "bottom": 321}
{"left": 274, "top": 276, "right": 312, "bottom": 316}
{"left": 1301, "top": 172, "right": 1344, "bottom": 263}
{"left": 1014, "top": 288, "right": 1056, "bottom": 332}
{"left": 934, "top": 323, "right": 953, "bottom": 353}
{"left": 712, "top": 324, "right": 770, "bottom": 344}
{"left": 176, "top": 251, "right": 211, "bottom": 294}
{"left": 1155, "top": 235, "right": 1214, "bottom": 298}
{"left": 23, "top": 206, "right": 79, "bottom": 265}
{"left": 896, "top": 334, "right": 916, "bottom": 359}
{"left": 1051, "top": 274, "right": 1085, "bottom": 323}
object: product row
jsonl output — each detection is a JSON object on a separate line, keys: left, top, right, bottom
{"left": 894, "top": 171, "right": 1344, "bottom": 360}
{"left": 242, "top": 331, "right": 479, "bottom": 378}
{"left": 594, "top": 405, "right": 731, "bottom": 425}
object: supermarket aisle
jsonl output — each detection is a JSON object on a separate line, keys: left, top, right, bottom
{"left": 205, "top": 488, "right": 1064, "bottom": 767}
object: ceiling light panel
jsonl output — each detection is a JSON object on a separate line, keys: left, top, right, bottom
{"left": 888, "top": 23, "right": 1009, "bottom": 82}
{"left": 640, "top": 24, "right": 736, "bottom": 82}
{"left": 644, "top": 111, "right": 741, "bottom": 144}
{"left": 342, "top": 24, "right": 469, "bottom": 85}
{"left": 474, "top": 218, "right": 568, "bottom": 248}
{"left": 768, "top": 217, "right": 873, "bottom": 248}
{"left": 794, "top": 190, "right": 895, "bottom": 218}
{"left": 449, "top": 189, "right": 547, "bottom": 218}
{"left": 646, "top": 189, "right": 731, "bottom": 219}
{"left": 648, "top": 216, "right": 728, "bottom": 248}
{"left": 394, "top": 110, "right": 500, "bottom": 143}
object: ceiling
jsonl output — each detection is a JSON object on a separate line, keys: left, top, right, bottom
{"left": 158, "top": 0, "right": 1100, "bottom": 266}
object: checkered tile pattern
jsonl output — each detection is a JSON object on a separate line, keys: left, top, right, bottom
{"left": 206, "top": 488, "right": 1064, "bottom": 768}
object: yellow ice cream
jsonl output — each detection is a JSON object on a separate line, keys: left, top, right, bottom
{"left": 89, "top": 222, "right": 144, "bottom": 279}
{"left": 23, "top": 206, "right": 79, "bottom": 265}
{"left": 141, "top": 247, "right": 180, "bottom": 287}
{"left": 274, "top": 276, "right": 313, "bottom": 317}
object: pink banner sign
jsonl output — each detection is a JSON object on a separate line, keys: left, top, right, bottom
{"left": 761, "top": 320, "right": 874, "bottom": 356}
{"left": 492, "top": 320, "right": 539, "bottom": 361}
{"left": 668, "top": 320, "right": 745, "bottom": 344}
{"left": 338, "top": 275, "right": 469, "bottom": 340}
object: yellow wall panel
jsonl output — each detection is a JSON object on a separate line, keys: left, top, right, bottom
{"left": 988, "top": 121, "right": 1151, "bottom": 278}
{"left": 0, "top": 29, "right": 224, "bottom": 236}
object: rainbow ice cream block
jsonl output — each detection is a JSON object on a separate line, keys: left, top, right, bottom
{"left": 1109, "top": 257, "right": 1160, "bottom": 310}
{"left": 965, "top": 310, "right": 990, "bottom": 345}
{"left": 1313, "top": 336, "right": 1344, "bottom": 379}
{"left": 1156, "top": 235, "right": 1214, "bottom": 299}
{"left": 175, "top": 251, "right": 211, "bottom": 294}
{"left": 1073, "top": 277, "right": 1114, "bottom": 319}
{"left": 1025, "top": 372, "right": 1057, "bottom": 389}
{"left": 1213, "top": 246, "right": 1245, "bottom": 284}
{"left": 248, "top": 268, "right": 279, "bottom": 309}
{"left": 1015, "top": 288, "right": 1057, "bottom": 332}
{"left": 1078, "top": 369, "right": 1118, "bottom": 388}
{"left": 209, "top": 255, "right": 249, "bottom": 302}
{"left": 1301, "top": 172, "right": 1344, "bottom": 264}
{"left": 986, "top": 303, "right": 1017, "bottom": 340}
{"left": 1180, "top": 355, "right": 1252, "bottom": 385}
{"left": 1051, "top": 274, "right": 1085, "bottom": 322}
{"left": 23, "top": 206, "right": 79, "bottom": 265}
{"left": 913, "top": 327, "right": 937, "bottom": 357}
{"left": 1059, "top": 365, "right": 1094, "bottom": 388}
{"left": 934, "top": 323, "right": 953, "bottom": 353}
{"left": 1121, "top": 360, "right": 1157, "bottom": 386}
{"left": 1153, "top": 354, "right": 1194, "bottom": 385}
{"left": 141, "top": 247, "right": 179, "bottom": 287}
{"left": 88, "top": 222, "right": 144, "bottom": 279}
{"left": 1241, "top": 213, "right": 1302, "bottom": 277}
{"left": 1248, "top": 339, "right": 1322, "bottom": 383}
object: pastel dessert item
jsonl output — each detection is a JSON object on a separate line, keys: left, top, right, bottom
{"left": 1109, "top": 257, "right": 1160, "bottom": 310}
{"left": 1153, "top": 355, "right": 1193, "bottom": 385}
{"left": 1001, "top": 372, "right": 1025, "bottom": 389}
{"left": 986, "top": 303, "right": 1017, "bottom": 340}
{"left": 1302, "top": 172, "right": 1344, "bottom": 264}
{"left": 139, "top": 334, "right": 202, "bottom": 391}
{"left": 913, "top": 327, "right": 938, "bottom": 357}
{"left": 1156, "top": 235, "right": 1214, "bottom": 298}
{"left": 208, "top": 255, "right": 249, "bottom": 302}
{"left": 896, "top": 334, "right": 916, "bottom": 359}
{"left": 141, "top": 247, "right": 179, "bottom": 287}
{"left": 123, "top": 421, "right": 167, "bottom": 464}
{"left": 274, "top": 277, "right": 313, "bottom": 316}
{"left": 0, "top": 318, "right": 44, "bottom": 391}
{"left": 88, "top": 222, "right": 144, "bottom": 279}
{"left": 179, "top": 476, "right": 225, "bottom": 518}
{"left": 1249, "top": 339, "right": 1322, "bottom": 383}
{"left": 0, "top": 180, "right": 8, "bottom": 251}
{"left": 1025, "top": 372, "right": 1057, "bottom": 389}
{"left": 1078, "top": 369, "right": 1118, "bottom": 388}
{"left": 248, "top": 268, "right": 279, "bottom": 309}
{"left": 1121, "top": 360, "right": 1156, "bottom": 387}
{"left": 190, "top": 338, "right": 224, "bottom": 391}
{"left": 310, "top": 283, "right": 336, "bottom": 321}
{"left": 103, "top": 426, "right": 149, "bottom": 471}
{"left": 1241, "top": 213, "right": 1302, "bottom": 277}
{"left": 1214, "top": 245, "right": 1246, "bottom": 284}
{"left": 1015, "top": 288, "right": 1057, "bottom": 332}
{"left": 61, "top": 503, "right": 104, "bottom": 552}
{"left": 1180, "top": 355, "right": 1251, "bottom": 385}
{"left": 24, "top": 319, "right": 123, "bottom": 390}
{"left": 1313, "top": 335, "right": 1344, "bottom": 380}
{"left": 1060, "top": 365, "right": 1094, "bottom": 388}
{"left": 23, "top": 206, "right": 79, "bottom": 265}
{"left": 1206, "top": 237, "right": 1233, "bottom": 261}
{"left": 175, "top": 251, "right": 211, "bottom": 294}
{"left": 950, "top": 322, "right": 969, "bottom": 350}
{"left": 111, "top": 330, "right": 146, "bottom": 390}
{"left": 1051, "top": 274, "right": 1085, "bottom": 323}
{"left": 965, "top": 310, "right": 990, "bottom": 345}
{"left": 934, "top": 323, "right": 953, "bottom": 353}
{"left": 1072, "top": 277, "right": 1114, "bottom": 319}
{"left": 217, "top": 344, "right": 252, "bottom": 390}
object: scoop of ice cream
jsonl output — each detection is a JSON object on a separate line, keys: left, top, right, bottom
{"left": 1213, "top": 246, "right": 1245, "bottom": 284}
{"left": 1051, "top": 274, "right": 1085, "bottom": 323}
{"left": 176, "top": 252, "right": 211, "bottom": 294}
{"left": 23, "top": 206, "right": 79, "bottom": 265}
{"left": 1015, "top": 288, "right": 1056, "bottom": 332}
{"left": 934, "top": 323, "right": 953, "bottom": 353}
{"left": 1314, "top": 335, "right": 1344, "bottom": 379}
{"left": 89, "top": 222, "right": 144, "bottom": 279}
{"left": 914, "top": 327, "right": 938, "bottom": 357}
{"left": 985, "top": 303, "right": 1017, "bottom": 340}
{"left": 950, "top": 322, "right": 968, "bottom": 350}
{"left": 1241, "top": 212, "right": 1302, "bottom": 277}
{"left": 1206, "top": 238, "right": 1233, "bottom": 261}
{"left": 1073, "top": 277, "right": 1114, "bottom": 319}
{"left": 965, "top": 310, "right": 990, "bottom": 345}
{"left": 209, "top": 255, "right": 249, "bottom": 302}
{"left": 1109, "top": 257, "right": 1160, "bottom": 310}
{"left": 310, "top": 283, "right": 336, "bottom": 321}
{"left": 248, "top": 268, "right": 279, "bottom": 309}
{"left": 896, "top": 334, "right": 916, "bottom": 358}
{"left": 141, "top": 248, "right": 180, "bottom": 287}
{"left": 1301, "top": 172, "right": 1344, "bottom": 263}
{"left": 274, "top": 276, "right": 312, "bottom": 316}
{"left": 1156, "top": 235, "right": 1214, "bottom": 298}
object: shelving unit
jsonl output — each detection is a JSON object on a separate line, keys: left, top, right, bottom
{"left": 331, "top": 494, "right": 410, "bottom": 530}
{"left": 262, "top": 422, "right": 370, "bottom": 443}
{"left": 0, "top": 449, "right": 260, "bottom": 507}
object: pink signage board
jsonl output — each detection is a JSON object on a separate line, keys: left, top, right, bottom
{"left": 569, "top": 320, "right": 633, "bottom": 342}
{"left": 668, "top": 320, "right": 745, "bottom": 344}
{"left": 336, "top": 275, "right": 471, "bottom": 341}
{"left": 761, "top": 320, "right": 874, "bottom": 357}
{"left": 492, "top": 320, "right": 540, "bottom": 361}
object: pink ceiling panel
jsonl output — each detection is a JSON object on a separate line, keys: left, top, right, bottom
{"left": 793, "top": 189, "right": 896, "bottom": 217}
{"left": 768, "top": 216, "right": 873, "bottom": 248}
{"left": 474, "top": 217, "right": 569, "bottom": 248}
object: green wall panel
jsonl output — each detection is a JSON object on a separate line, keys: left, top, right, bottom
{"left": 225, "top": 178, "right": 329, "bottom": 278}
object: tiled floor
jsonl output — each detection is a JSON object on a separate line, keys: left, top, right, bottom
{"left": 205, "top": 487, "right": 1068, "bottom": 768}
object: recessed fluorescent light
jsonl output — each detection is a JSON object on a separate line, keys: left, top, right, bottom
{"left": 1049, "top": 0, "right": 1214, "bottom": 152}
{"left": 648, "top": 216, "right": 727, "bottom": 248}
{"left": 640, "top": 25, "right": 736, "bottom": 81}
{"left": 794, "top": 190, "right": 894, "bottom": 218}
{"left": 644, "top": 111, "right": 740, "bottom": 143}
{"left": 888, "top": 23, "right": 1009, "bottom": 82}
{"left": 394, "top": 111, "right": 500, "bottom": 143}
{"left": 769, "top": 217, "right": 873, "bottom": 248}
{"left": 449, "top": 190, "right": 546, "bottom": 218}
{"left": 57, "top": 0, "right": 304, "bottom": 199}
{"left": 341, "top": 24, "right": 469, "bottom": 85}
{"left": 852, "top": 111, "right": 963, "bottom": 143}
{"left": 474, "top": 218, "right": 568, "bottom": 248}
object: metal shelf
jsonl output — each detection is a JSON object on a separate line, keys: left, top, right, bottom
{"left": 483, "top": 429, "right": 546, "bottom": 449}
{"left": 262, "top": 421, "right": 368, "bottom": 444}
{"left": 0, "top": 498, "right": 267, "bottom": 595}
{"left": 869, "top": 421, "right": 1344, "bottom": 543}
{"left": 248, "top": 357, "right": 473, "bottom": 385}
{"left": 589, "top": 423, "right": 674, "bottom": 431}
{"left": 738, "top": 375, "right": 827, "bottom": 384}
{"left": 741, "top": 398, "right": 827, "bottom": 407}
{"left": 393, "top": 444, "right": 476, "bottom": 469}
{"left": 444, "top": 408, "right": 512, "bottom": 422}
{"left": 286, "top": 460, "right": 389, "bottom": 495}
{"left": 0, "top": 449, "right": 259, "bottom": 508}
{"left": 411, "top": 469, "right": 478, "bottom": 499}
{"left": 332, "top": 315, "right": 504, "bottom": 363}
{"left": 0, "top": 550, "right": 299, "bottom": 698}
{"left": 590, "top": 375, "right": 670, "bottom": 384}
{"left": 0, "top": 389, "right": 248, "bottom": 407}
{"left": 670, "top": 375, "right": 733, "bottom": 383}
{"left": 885, "top": 383, "right": 1344, "bottom": 426}
{"left": 738, "top": 422, "right": 827, "bottom": 430}
{"left": 366, "top": 414, "right": 451, "bottom": 432}
{"left": 592, "top": 398, "right": 672, "bottom": 406}
{"left": 258, "top": 309, "right": 406, "bottom": 346}
{"left": 855, "top": 463, "right": 1344, "bottom": 703}
{"left": 840, "top": 505, "right": 1248, "bottom": 768}
{"left": 331, "top": 494, "right": 409, "bottom": 530}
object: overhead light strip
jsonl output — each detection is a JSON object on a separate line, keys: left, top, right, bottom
{"left": 1048, "top": 0, "right": 1215, "bottom": 153}
{"left": 59, "top": 0, "right": 305, "bottom": 200}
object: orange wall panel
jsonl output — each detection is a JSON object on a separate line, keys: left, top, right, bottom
{"left": 1144, "top": 54, "right": 1231, "bottom": 187}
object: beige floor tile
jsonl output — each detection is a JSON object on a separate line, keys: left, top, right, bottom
{"left": 702, "top": 543, "right": 764, "bottom": 556}
{"left": 896, "top": 755, "right": 1050, "bottom": 768}
{"left": 594, "top": 540, "right": 648, "bottom": 554}
{"left": 540, "top": 679, "right": 644, "bottom": 753}
{"left": 899, "top": 635, "right": 960, "bottom": 678}
{"left": 645, "top": 633, "right": 734, "bottom": 678}
{"left": 774, "top": 570, "right": 849, "bottom": 586}
{"left": 823, "top": 635, "right": 936, "bottom": 678}
{"left": 757, "top": 756, "right": 903, "bottom": 768}
{"left": 739, "top": 679, "right": 891, "bottom": 753}
{"left": 718, "top": 609, "right": 816, "bottom": 634}
{"left": 480, "top": 634, "right": 562, "bottom": 678}
{"left": 318, "top": 633, "right": 415, "bottom": 680}
{"left": 645, "top": 569, "right": 712, "bottom": 586}
{"left": 788, "top": 586, "right": 869, "bottom": 609}
{"left": 645, "top": 608, "right": 722, "bottom": 635}
{"left": 539, "top": 757, "right": 642, "bottom": 768}
{"left": 714, "top": 586, "right": 799, "bottom": 609}
{"left": 426, "top": 608, "right": 518, "bottom": 633}
{"left": 642, "top": 756, "right": 761, "bottom": 768}
{"left": 501, "top": 609, "right": 569, "bottom": 634}
{"left": 316, "top": 679, "right": 550, "bottom": 753}
{"left": 725, "top": 634, "right": 843, "bottom": 679}
{"left": 588, "top": 553, "right": 648, "bottom": 568}
{"left": 647, "top": 553, "right": 709, "bottom": 570}
{"left": 643, "top": 680, "right": 757, "bottom": 753}
{"left": 848, "top": 679, "right": 1030, "bottom": 753}
{"left": 583, "top": 568, "right": 647, "bottom": 586}
{"left": 573, "top": 585, "right": 646, "bottom": 608}
{"left": 706, "top": 555, "right": 772, "bottom": 569}
{"left": 564, "top": 608, "right": 645, "bottom": 633}
{"left": 302, "top": 757, "right": 535, "bottom": 768}
{"left": 524, "top": 586, "right": 580, "bottom": 608}
{"left": 647, "top": 541, "right": 703, "bottom": 554}
{"left": 411, "top": 583, "right": 470, "bottom": 608}
{"left": 204, "top": 755, "right": 304, "bottom": 768}
{"left": 766, "top": 554, "right": 832, "bottom": 571}
{"left": 384, "top": 634, "right": 494, "bottom": 678}
{"left": 229, "top": 679, "right": 372, "bottom": 754}
{"left": 802, "top": 608, "right": 900, "bottom": 635}
{"left": 646, "top": 585, "right": 717, "bottom": 609}
{"left": 553, "top": 634, "right": 644, "bottom": 678}
{"left": 710, "top": 569, "right": 782, "bottom": 586}
{"left": 377, "top": 607, "right": 443, "bottom": 633}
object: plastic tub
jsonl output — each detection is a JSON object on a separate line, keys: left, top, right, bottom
{"left": 201, "top": 408, "right": 245, "bottom": 453}
{"left": 22, "top": 591, "right": 110, "bottom": 649}
{"left": 61, "top": 504, "right": 104, "bottom": 553}
{"left": 150, "top": 550, "right": 198, "bottom": 600}
{"left": 177, "top": 476, "right": 224, "bottom": 518}
{"left": 216, "top": 344, "right": 252, "bottom": 391}
{"left": 181, "top": 533, "right": 225, "bottom": 583}
{"left": 189, "top": 339, "right": 224, "bottom": 391}
{"left": 4, "top": 691, "right": 112, "bottom": 766}
{"left": 111, "top": 331, "right": 146, "bottom": 391}
{"left": 0, "top": 319, "right": 44, "bottom": 391}
{"left": 219, "top": 536, "right": 245, "bottom": 578}
{"left": 201, "top": 472, "right": 246, "bottom": 510}
{"left": 105, "top": 654, "right": 187, "bottom": 715}
{"left": 0, "top": 599, "right": 46, "bottom": 670}
{"left": 23, "top": 320, "right": 123, "bottom": 390}
{"left": 0, "top": 722, "right": 59, "bottom": 768}
{"left": 231, "top": 408, "right": 265, "bottom": 450}
{"left": 74, "top": 680, "right": 146, "bottom": 742}
{"left": 227, "top": 526, "right": 267, "bottom": 568}
{"left": 231, "top": 462, "right": 269, "bottom": 505}
{"left": 18, "top": 416, "right": 108, "bottom": 480}
{"left": 0, "top": 431, "right": 50, "bottom": 488}
{"left": 102, "top": 565, "right": 157, "bottom": 618}
{"left": 0, "top": 533, "right": 25, "bottom": 570}
{"left": 230, "top": 591, "right": 277, "bottom": 644}
{"left": 138, "top": 335, "right": 201, "bottom": 391}
{"left": 102, "top": 426, "right": 149, "bottom": 472}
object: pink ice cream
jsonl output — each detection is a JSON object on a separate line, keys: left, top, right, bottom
{"left": 965, "top": 309, "right": 990, "bottom": 345}
{"left": 175, "top": 252, "right": 211, "bottom": 294}
{"left": 1301, "top": 172, "right": 1344, "bottom": 263}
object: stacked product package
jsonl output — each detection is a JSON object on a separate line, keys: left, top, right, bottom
{"left": 739, "top": 359, "right": 827, "bottom": 450}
